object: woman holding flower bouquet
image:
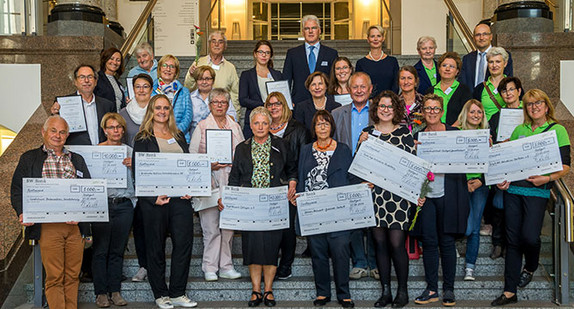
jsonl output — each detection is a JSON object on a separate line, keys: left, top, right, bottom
{"left": 397, "top": 66, "right": 424, "bottom": 133}
{"left": 413, "top": 94, "right": 470, "bottom": 307}
{"left": 357, "top": 90, "right": 424, "bottom": 308}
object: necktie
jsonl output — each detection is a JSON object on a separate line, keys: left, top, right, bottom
{"left": 476, "top": 52, "right": 486, "bottom": 86}
{"left": 308, "top": 45, "right": 316, "bottom": 73}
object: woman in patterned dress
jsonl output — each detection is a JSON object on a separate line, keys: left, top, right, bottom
{"left": 357, "top": 90, "right": 424, "bottom": 308}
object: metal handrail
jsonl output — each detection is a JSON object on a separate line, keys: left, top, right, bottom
{"left": 443, "top": 0, "right": 477, "bottom": 52}
{"left": 204, "top": 0, "right": 221, "bottom": 44}
{"left": 120, "top": 0, "right": 158, "bottom": 57}
{"left": 381, "top": 0, "right": 393, "bottom": 54}
{"left": 554, "top": 178, "right": 574, "bottom": 242}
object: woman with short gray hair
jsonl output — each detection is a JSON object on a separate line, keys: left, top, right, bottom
{"left": 472, "top": 46, "right": 509, "bottom": 120}
{"left": 127, "top": 42, "right": 158, "bottom": 82}
{"left": 414, "top": 36, "right": 439, "bottom": 94}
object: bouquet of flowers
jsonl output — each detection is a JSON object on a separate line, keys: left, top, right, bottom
{"left": 409, "top": 171, "right": 434, "bottom": 231}
{"left": 193, "top": 25, "right": 203, "bottom": 65}
{"left": 410, "top": 111, "right": 426, "bottom": 135}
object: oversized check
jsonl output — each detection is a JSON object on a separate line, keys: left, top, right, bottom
{"left": 135, "top": 152, "right": 211, "bottom": 197}
{"left": 57, "top": 95, "right": 86, "bottom": 133}
{"left": 349, "top": 137, "right": 432, "bottom": 204}
{"left": 219, "top": 186, "right": 289, "bottom": 231}
{"left": 23, "top": 178, "right": 108, "bottom": 223}
{"left": 66, "top": 145, "right": 128, "bottom": 188}
{"left": 417, "top": 129, "right": 490, "bottom": 173}
{"left": 296, "top": 184, "right": 375, "bottom": 236}
{"left": 485, "top": 130, "right": 563, "bottom": 185}
{"left": 497, "top": 108, "right": 524, "bottom": 142}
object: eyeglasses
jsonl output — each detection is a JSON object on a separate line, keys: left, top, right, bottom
{"left": 423, "top": 106, "right": 443, "bottom": 113}
{"left": 105, "top": 125, "right": 123, "bottom": 131}
{"left": 474, "top": 32, "right": 492, "bottom": 37}
{"left": 501, "top": 87, "right": 517, "bottom": 95}
{"left": 303, "top": 26, "right": 319, "bottom": 32}
{"left": 134, "top": 85, "right": 151, "bottom": 90}
{"left": 256, "top": 50, "right": 271, "bottom": 56}
{"left": 526, "top": 100, "right": 545, "bottom": 108}
{"left": 378, "top": 104, "right": 394, "bottom": 111}
{"left": 161, "top": 64, "right": 176, "bottom": 69}
{"left": 210, "top": 100, "right": 229, "bottom": 106}
{"left": 335, "top": 66, "right": 350, "bottom": 71}
{"left": 267, "top": 102, "right": 283, "bottom": 108}
{"left": 315, "top": 122, "right": 331, "bottom": 128}
{"left": 77, "top": 75, "right": 95, "bottom": 81}
{"left": 440, "top": 64, "right": 456, "bottom": 69}
{"left": 197, "top": 77, "right": 214, "bottom": 82}
{"left": 210, "top": 39, "right": 225, "bottom": 45}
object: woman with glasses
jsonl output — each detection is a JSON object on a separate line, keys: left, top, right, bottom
{"left": 119, "top": 73, "right": 153, "bottom": 147}
{"left": 426, "top": 52, "right": 472, "bottom": 126}
{"left": 356, "top": 25, "right": 399, "bottom": 98}
{"left": 472, "top": 47, "right": 509, "bottom": 121}
{"left": 189, "top": 66, "right": 237, "bottom": 136}
{"left": 357, "top": 91, "right": 424, "bottom": 308}
{"left": 414, "top": 36, "right": 440, "bottom": 95}
{"left": 92, "top": 113, "right": 135, "bottom": 307}
{"left": 152, "top": 54, "right": 193, "bottom": 142}
{"left": 491, "top": 89, "right": 571, "bottom": 306}
{"left": 413, "top": 94, "right": 470, "bottom": 307}
{"left": 239, "top": 40, "right": 283, "bottom": 139}
{"left": 294, "top": 72, "right": 341, "bottom": 132}
{"left": 95, "top": 47, "right": 126, "bottom": 112}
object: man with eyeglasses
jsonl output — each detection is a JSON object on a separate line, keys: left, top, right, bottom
{"left": 184, "top": 31, "right": 240, "bottom": 120}
{"left": 283, "top": 15, "right": 339, "bottom": 105}
{"left": 459, "top": 22, "right": 513, "bottom": 91}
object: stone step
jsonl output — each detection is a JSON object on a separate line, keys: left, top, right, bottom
{"left": 120, "top": 255, "right": 552, "bottom": 279}
{"left": 66, "top": 275, "right": 552, "bottom": 303}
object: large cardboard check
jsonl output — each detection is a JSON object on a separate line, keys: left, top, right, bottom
{"left": 135, "top": 152, "right": 211, "bottom": 197}
{"left": 23, "top": 178, "right": 108, "bottom": 223}
{"left": 485, "top": 130, "right": 563, "bottom": 185}
{"left": 220, "top": 186, "right": 289, "bottom": 231}
{"left": 417, "top": 129, "right": 490, "bottom": 173}
{"left": 349, "top": 137, "right": 432, "bottom": 204}
{"left": 297, "top": 184, "right": 375, "bottom": 236}
{"left": 66, "top": 145, "right": 128, "bottom": 188}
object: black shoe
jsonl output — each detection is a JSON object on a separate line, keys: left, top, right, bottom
{"left": 491, "top": 294, "right": 518, "bottom": 306}
{"left": 263, "top": 291, "right": 276, "bottom": 307}
{"left": 442, "top": 290, "right": 456, "bottom": 307}
{"left": 490, "top": 245, "right": 503, "bottom": 259}
{"left": 248, "top": 291, "right": 263, "bottom": 307}
{"left": 338, "top": 300, "right": 355, "bottom": 308}
{"left": 275, "top": 267, "right": 292, "bottom": 280}
{"left": 392, "top": 290, "right": 409, "bottom": 308}
{"left": 80, "top": 272, "right": 93, "bottom": 283}
{"left": 518, "top": 270, "right": 533, "bottom": 288}
{"left": 414, "top": 289, "right": 439, "bottom": 305}
{"left": 313, "top": 297, "right": 331, "bottom": 306}
{"left": 374, "top": 284, "right": 392, "bottom": 307}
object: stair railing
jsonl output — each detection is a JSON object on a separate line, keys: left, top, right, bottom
{"left": 119, "top": 0, "right": 158, "bottom": 65}
{"left": 204, "top": 0, "right": 221, "bottom": 48}
{"left": 550, "top": 178, "right": 574, "bottom": 305}
{"left": 443, "top": 0, "right": 476, "bottom": 53}
{"left": 380, "top": 0, "right": 393, "bottom": 54}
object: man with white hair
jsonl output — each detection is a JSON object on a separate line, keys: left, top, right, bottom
{"left": 283, "top": 15, "right": 338, "bottom": 105}
{"left": 185, "top": 31, "right": 240, "bottom": 119}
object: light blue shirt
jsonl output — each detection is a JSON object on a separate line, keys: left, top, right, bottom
{"left": 351, "top": 101, "right": 369, "bottom": 154}
{"left": 127, "top": 59, "right": 158, "bottom": 82}
{"left": 304, "top": 42, "right": 320, "bottom": 64}
{"left": 189, "top": 89, "right": 237, "bottom": 136}
{"left": 78, "top": 91, "right": 99, "bottom": 146}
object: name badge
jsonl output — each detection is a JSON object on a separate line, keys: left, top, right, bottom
{"left": 444, "top": 87, "right": 453, "bottom": 95}
{"left": 434, "top": 73, "right": 437, "bottom": 79}
{"left": 167, "top": 138, "right": 177, "bottom": 144}
{"left": 76, "top": 170, "right": 83, "bottom": 178}
{"left": 493, "top": 89, "right": 499, "bottom": 94}
{"left": 372, "top": 130, "right": 382, "bottom": 137}
{"left": 321, "top": 61, "right": 328, "bottom": 66}
{"left": 326, "top": 150, "right": 334, "bottom": 156}
{"left": 211, "top": 63, "right": 221, "bottom": 70}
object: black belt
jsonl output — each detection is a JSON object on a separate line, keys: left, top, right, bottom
{"left": 108, "top": 197, "right": 130, "bottom": 204}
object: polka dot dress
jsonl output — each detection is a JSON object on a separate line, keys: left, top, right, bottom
{"left": 367, "top": 125, "right": 416, "bottom": 230}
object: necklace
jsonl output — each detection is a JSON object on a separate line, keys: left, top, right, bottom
{"left": 369, "top": 51, "right": 384, "bottom": 62}
{"left": 270, "top": 122, "right": 286, "bottom": 131}
{"left": 315, "top": 138, "right": 333, "bottom": 150}
{"left": 314, "top": 97, "right": 326, "bottom": 110}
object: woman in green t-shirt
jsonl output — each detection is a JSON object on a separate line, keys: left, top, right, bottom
{"left": 492, "top": 89, "right": 571, "bottom": 306}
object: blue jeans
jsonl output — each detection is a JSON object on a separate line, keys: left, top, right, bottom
{"left": 350, "top": 229, "right": 377, "bottom": 269}
{"left": 465, "top": 185, "right": 489, "bottom": 269}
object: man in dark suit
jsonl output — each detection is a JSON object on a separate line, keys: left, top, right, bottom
{"left": 283, "top": 15, "right": 338, "bottom": 105}
{"left": 459, "top": 22, "right": 513, "bottom": 91}
{"left": 51, "top": 64, "right": 116, "bottom": 146}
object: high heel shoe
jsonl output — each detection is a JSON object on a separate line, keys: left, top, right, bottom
{"left": 263, "top": 291, "right": 276, "bottom": 307}
{"left": 248, "top": 291, "right": 263, "bottom": 307}
{"left": 374, "top": 284, "right": 392, "bottom": 307}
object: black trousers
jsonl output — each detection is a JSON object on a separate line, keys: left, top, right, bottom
{"left": 278, "top": 203, "right": 297, "bottom": 271}
{"left": 92, "top": 199, "right": 134, "bottom": 294}
{"left": 419, "top": 196, "right": 457, "bottom": 293}
{"left": 503, "top": 192, "right": 547, "bottom": 293}
{"left": 133, "top": 203, "right": 147, "bottom": 268}
{"left": 140, "top": 198, "right": 194, "bottom": 299}
{"left": 309, "top": 231, "right": 351, "bottom": 301}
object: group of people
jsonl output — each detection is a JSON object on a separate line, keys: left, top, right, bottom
{"left": 10, "top": 13, "right": 570, "bottom": 309}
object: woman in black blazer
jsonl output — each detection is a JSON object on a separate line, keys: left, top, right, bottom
{"left": 293, "top": 72, "right": 341, "bottom": 133}
{"left": 132, "top": 94, "right": 197, "bottom": 308}
{"left": 220, "top": 106, "right": 297, "bottom": 307}
{"left": 239, "top": 40, "right": 283, "bottom": 139}
{"left": 94, "top": 47, "right": 126, "bottom": 111}
{"left": 414, "top": 36, "right": 440, "bottom": 95}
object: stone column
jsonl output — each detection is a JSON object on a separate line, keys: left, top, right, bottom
{"left": 100, "top": 0, "right": 118, "bottom": 21}
{"left": 57, "top": 0, "right": 102, "bottom": 8}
